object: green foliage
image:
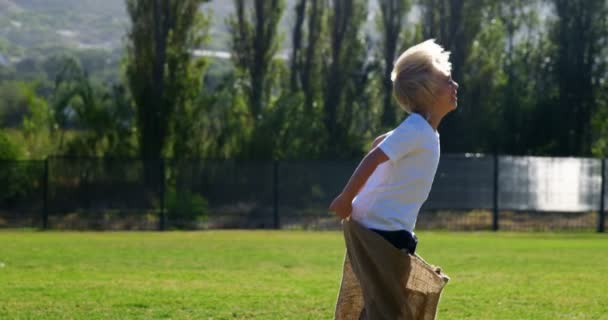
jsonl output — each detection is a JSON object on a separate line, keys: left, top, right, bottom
{"left": 492, "top": 0, "right": 550, "bottom": 155}
{"left": 250, "top": 92, "right": 327, "bottom": 160}
{"left": 322, "top": 0, "right": 372, "bottom": 157}
{"left": 165, "top": 189, "right": 208, "bottom": 229}
{"left": 52, "top": 57, "right": 137, "bottom": 157}
{"left": 462, "top": 17, "right": 508, "bottom": 152}
{"left": 0, "top": 131, "right": 40, "bottom": 205}
{"left": 170, "top": 10, "right": 212, "bottom": 159}
{"left": 3, "top": 1, "right": 608, "bottom": 159}
{"left": 20, "top": 83, "right": 56, "bottom": 158}
{"left": 376, "top": 0, "right": 413, "bottom": 128}
{"left": 227, "top": 0, "right": 286, "bottom": 118}
{"left": 0, "top": 130, "right": 24, "bottom": 159}
{"left": 549, "top": 0, "right": 608, "bottom": 156}
{"left": 592, "top": 109, "right": 608, "bottom": 157}
{"left": 22, "top": 85, "right": 52, "bottom": 135}
{"left": 125, "top": 0, "right": 210, "bottom": 160}
{"left": 591, "top": 78, "right": 608, "bottom": 157}
{"left": 0, "top": 81, "right": 28, "bottom": 127}
{"left": 191, "top": 69, "right": 253, "bottom": 160}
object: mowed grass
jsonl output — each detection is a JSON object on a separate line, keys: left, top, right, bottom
{"left": 0, "top": 230, "right": 607, "bottom": 320}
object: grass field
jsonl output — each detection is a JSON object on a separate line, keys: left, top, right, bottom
{"left": 1, "top": 230, "right": 607, "bottom": 319}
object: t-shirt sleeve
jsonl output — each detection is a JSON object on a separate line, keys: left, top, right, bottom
{"left": 377, "top": 122, "right": 420, "bottom": 163}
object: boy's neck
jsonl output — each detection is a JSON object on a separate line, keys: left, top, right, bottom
{"left": 415, "top": 111, "right": 443, "bottom": 132}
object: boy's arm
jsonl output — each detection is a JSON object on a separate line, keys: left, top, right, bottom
{"left": 329, "top": 147, "right": 389, "bottom": 219}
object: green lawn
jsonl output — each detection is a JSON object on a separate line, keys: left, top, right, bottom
{"left": 1, "top": 230, "right": 607, "bottom": 319}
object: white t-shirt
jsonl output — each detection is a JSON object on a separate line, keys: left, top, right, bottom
{"left": 351, "top": 113, "right": 440, "bottom": 232}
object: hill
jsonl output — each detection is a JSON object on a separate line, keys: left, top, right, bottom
{"left": 0, "top": 0, "right": 385, "bottom": 63}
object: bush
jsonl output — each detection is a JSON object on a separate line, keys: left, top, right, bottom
{"left": 0, "top": 131, "right": 36, "bottom": 204}
{"left": 0, "top": 130, "right": 23, "bottom": 159}
{"left": 166, "top": 189, "right": 208, "bottom": 229}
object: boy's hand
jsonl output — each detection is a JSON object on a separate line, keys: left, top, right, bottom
{"left": 329, "top": 193, "right": 353, "bottom": 219}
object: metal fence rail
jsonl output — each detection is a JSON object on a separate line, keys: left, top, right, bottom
{"left": 0, "top": 155, "right": 606, "bottom": 232}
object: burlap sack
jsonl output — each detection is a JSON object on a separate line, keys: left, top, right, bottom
{"left": 335, "top": 218, "right": 450, "bottom": 320}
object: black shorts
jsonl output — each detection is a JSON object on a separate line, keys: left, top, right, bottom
{"left": 369, "top": 228, "right": 418, "bottom": 254}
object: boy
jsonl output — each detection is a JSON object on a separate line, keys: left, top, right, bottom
{"left": 330, "top": 39, "right": 458, "bottom": 318}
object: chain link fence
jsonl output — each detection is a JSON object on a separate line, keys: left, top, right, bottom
{"left": 1, "top": 155, "right": 606, "bottom": 231}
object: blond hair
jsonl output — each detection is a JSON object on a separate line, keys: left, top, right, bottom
{"left": 391, "top": 39, "right": 452, "bottom": 113}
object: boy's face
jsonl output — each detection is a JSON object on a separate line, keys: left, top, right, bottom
{"left": 433, "top": 71, "right": 459, "bottom": 115}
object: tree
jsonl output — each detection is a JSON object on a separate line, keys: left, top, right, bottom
{"left": 303, "top": 0, "right": 327, "bottom": 113}
{"left": 228, "top": 0, "right": 285, "bottom": 118}
{"left": 377, "top": 0, "right": 412, "bottom": 128}
{"left": 418, "top": 0, "right": 489, "bottom": 152}
{"left": 290, "top": 0, "right": 307, "bottom": 92}
{"left": 323, "top": 0, "right": 368, "bottom": 155}
{"left": 21, "top": 83, "right": 55, "bottom": 158}
{"left": 170, "top": 14, "right": 211, "bottom": 160}
{"left": 551, "top": 0, "right": 608, "bottom": 156}
{"left": 252, "top": 0, "right": 328, "bottom": 160}
{"left": 491, "top": 0, "right": 550, "bottom": 155}
{"left": 462, "top": 17, "right": 507, "bottom": 152}
{"left": 286, "top": 0, "right": 328, "bottom": 115}
{"left": 194, "top": 71, "right": 252, "bottom": 159}
{"left": 0, "top": 81, "right": 30, "bottom": 127}
{"left": 125, "top": 0, "right": 209, "bottom": 160}
{"left": 0, "top": 130, "right": 23, "bottom": 160}
{"left": 52, "top": 58, "right": 136, "bottom": 157}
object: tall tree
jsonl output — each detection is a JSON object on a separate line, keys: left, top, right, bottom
{"left": 492, "top": 0, "right": 549, "bottom": 155}
{"left": 290, "top": 0, "right": 307, "bottom": 92}
{"left": 461, "top": 16, "right": 507, "bottom": 152}
{"left": 323, "top": 0, "right": 368, "bottom": 154}
{"left": 377, "top": 0, "right": 412, "bottom": 128}
{"left": 228, "top": 0, "right": 285, "bottom": 118}
{"left": 551, "top": 0, "right": 607, "bottom": 156}
{"left": 301, "top": 0, "right": 327, "bottom": 112}
{"left": 125, "top": 0, "right": 208, "bottom": 160}
{"left": 418, "top": 0, "right": 488, "bottom": 152}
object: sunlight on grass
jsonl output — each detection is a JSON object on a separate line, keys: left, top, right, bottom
{"left": 0, "top": 230, "right": 606, "bottom": 319}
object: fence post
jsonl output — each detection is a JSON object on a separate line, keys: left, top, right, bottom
{"left": 492, "top": 153, "right": 499, "bottom": 231}
{"left": 273, "top": 160, "right": 280, "bottom": 229}
{"left": 42, "top": 158, "right": 49, "bottom": 230}
{"left": 599, "top": 158, "right": 605, "bottom": 233}
{"left": 159, "top": 158, "right": 166, "bottom": 231}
